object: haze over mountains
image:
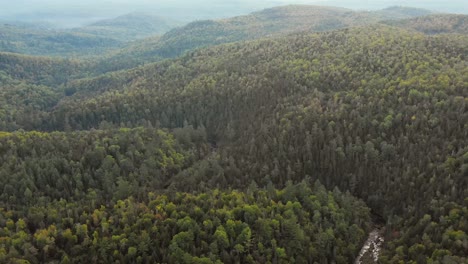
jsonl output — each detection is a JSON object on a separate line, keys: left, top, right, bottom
{"left": 1, "top": 0, "right": 467, "bottom": 27}
{"left": 0, "top": 5, "right": 435, "bottom": 60}
{"left": 72, "top": 13, "right": 182, "bottom": 41}
{"left": 0, "top": 2, "right": 467, "bottom": 264}
{"left": 382, "top": 14, "right": 468, "bottom": 35}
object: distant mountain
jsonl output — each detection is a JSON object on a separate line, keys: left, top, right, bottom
{"left": 127, "top": 5, "right": 378, "bottom": 54}
{"left": 0, "top": 52, "right": 85, "bottom": 85}
{"left": 0, "top": 20, "right": 54, "bottom": 30}
{"left": 0, "top": 13, "right": 180, "bottom": 57}
{"left": 0, "top": 24, "right": 121, "bottom": 57}
{"left": 73, "top": 12, "right": 181, "bottom": 41}
{"left": 0, "top": 5, "right": 434, "bottom": 60}
{"left": 94, "top": 5, "right": 435, "bottom": 73}
{"left": 372, "top": 6, "right": 433, "bottom": 20}
{"left": 382, "top": 14, "right": 468, "bottom": 34}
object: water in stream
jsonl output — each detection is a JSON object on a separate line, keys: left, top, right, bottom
{"left": 355, "top": 227, "right": 385, "bottom": 264}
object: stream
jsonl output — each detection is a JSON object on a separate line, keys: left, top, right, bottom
{"left": 355, "top": 226, "right": 385, "bottom": 264}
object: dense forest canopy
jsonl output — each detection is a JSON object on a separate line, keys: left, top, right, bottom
{"left": 0, "top": 5, "right": 434, "bottom": 61}
{"left": 0, "top": 3, "right": 467, "bottom": 264}
{"left": 382, "top": 14, "right": 468, "bottom": 34}
{"left": 90, "top": 5, "right": 436, "bottom": 73}
{"left": 0, "top": 24, "right": 122, "bottom": 57}
{"left": 71, "top": 13, "right": 182, "bottom": 42}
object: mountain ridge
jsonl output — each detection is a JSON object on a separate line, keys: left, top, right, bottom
{"left": 92, "top": 5, "right": 436, "bottom": 73}
{"left": 73, "top": 12, "right": 181, "bottom": 41}
{"left": 0, "top": 7, "right": 466, "bottom": 263}
{"left": 381, "top": 13, "right": 468, "bottom": 34}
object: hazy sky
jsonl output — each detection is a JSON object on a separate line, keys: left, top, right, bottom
{"left": 1, "top": 0, "right": 466, "bottom": 27}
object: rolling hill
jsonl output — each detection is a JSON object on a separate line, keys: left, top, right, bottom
{"left": 382, "top": 14, "right": 468, "bottom": 34}
{"left": 0, "top": 52, "right": 89, "bottom": 130}
{"left": 0, "top": 6, "right": 467, "bottom": 264}
{"left": 0, "top": 13, "right": 180, "bottom": 57}
{"left": 92, "top": 5, "right": 435, "bottom": 73}
{"left": 72, "top": 12, "right": 181, "bottom": 41}
{"left": 374, "top": 6, "right": 433, "bottom": 20}
{"left": 0, "top": 52, "right": 86, "bottom": 85}
{"left": 0, "top": 23, "right": 122, "bottom": 57}
{"left": 0, "top": 5, "right": 434, "bottom": 62}
{"left": 34, "top": 24, "right": 468, "bottom": 262}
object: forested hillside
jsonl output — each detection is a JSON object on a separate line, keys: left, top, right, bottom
{"left": 0, "top": 13, "right": 179, "bottom": 57}
{"left": 38, "top": 25, "right": 468, "bottom": 263}
{"left": 375, "top": 6, "right": 432, "bottom": 20}
{"left": 0, "top": 52, "right": 92, "bottom": 130}
{"left": 0, "top": 5, "right": 433, "bottom": 64}
{"left": 72, "top": 13, "right": 180, "bottom": 41}
{"left": 0, "top": 5, "right": 467, "bottom": 264}
{"left": 0, "top": 127, "right": 208, "bottom": 207}
{"left": 0, "top": 24, "right": 121, "bottom": 57}
{"left": 0, "top": 179, "right": 371, "bottom": 263}
{"left": 382, "top": 14, "right": 468, "bottom": 34}
{"left": 0, "top": 52, "right": 86, "bottom": 85}
{"left": 92, "top": 5, "right": 434, "bottom": 73}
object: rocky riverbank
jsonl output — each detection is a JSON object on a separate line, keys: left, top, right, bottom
{"left": 355, "top": 226, "right": 385, "bottom": 264}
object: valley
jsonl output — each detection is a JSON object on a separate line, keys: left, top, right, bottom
{"left": 0, "top": 3, "right": 467, "bottom": 263}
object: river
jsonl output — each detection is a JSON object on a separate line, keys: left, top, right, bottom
{"left": 355, "top": 226, "right": 385, "bottom": 264}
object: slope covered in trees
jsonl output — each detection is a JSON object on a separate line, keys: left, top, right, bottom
{"left": 0, "top": 127, "right": 208, "bottom": 208}
{"left": 374, "top": 6, "right": 433, "bottom": 20}
{"left": 0, "top": 181, "right": 371, "bottom": 263}
{"left": 72, "top": 12, "right": 181, "bottom": 42}
{"left": 93, "top": 5, "right": 434, "bottom": 73}
{"left": 33, "top": 25, "right": 467, "bottom": 262}
{"left": 0, "top": 52, "right": 86, "bottom": 85}
{"left": 0, "top": 6, "right": 467, "bottom": 264}
{"left": 0, "top": 24, "right": 122, "bottom": 57}
{"left": 0, "top": 5, "right": 435, "bottom": 68}
{"left": 382, "top": 14, "right": 468, "bottom": 34}
{"left": 0, "top": 12, "right": 180, "bottom": 57}
{"left": 0, "top": 52, "right": 91, "bottom": 130}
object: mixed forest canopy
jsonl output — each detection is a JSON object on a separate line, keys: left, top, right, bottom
{"left": 381, "top": 14, "right": 468, "bottom": 35}
{"left": 0, "top": 5, "right": 432, "bottom": 61}
{"left": 0, "top": 3, "right": 467, "bottom": 264}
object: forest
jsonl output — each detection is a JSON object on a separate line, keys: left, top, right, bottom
{"left": 0, "top": 4, "right": 467, "bottom": 264}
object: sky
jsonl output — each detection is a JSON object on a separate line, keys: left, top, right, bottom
{"left": 0, "top": 0, "right": 466, "bottom": 27}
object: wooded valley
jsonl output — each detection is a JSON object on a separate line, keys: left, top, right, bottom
{"left": 0, "top": 4, "right": 466, "bottom": 264}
